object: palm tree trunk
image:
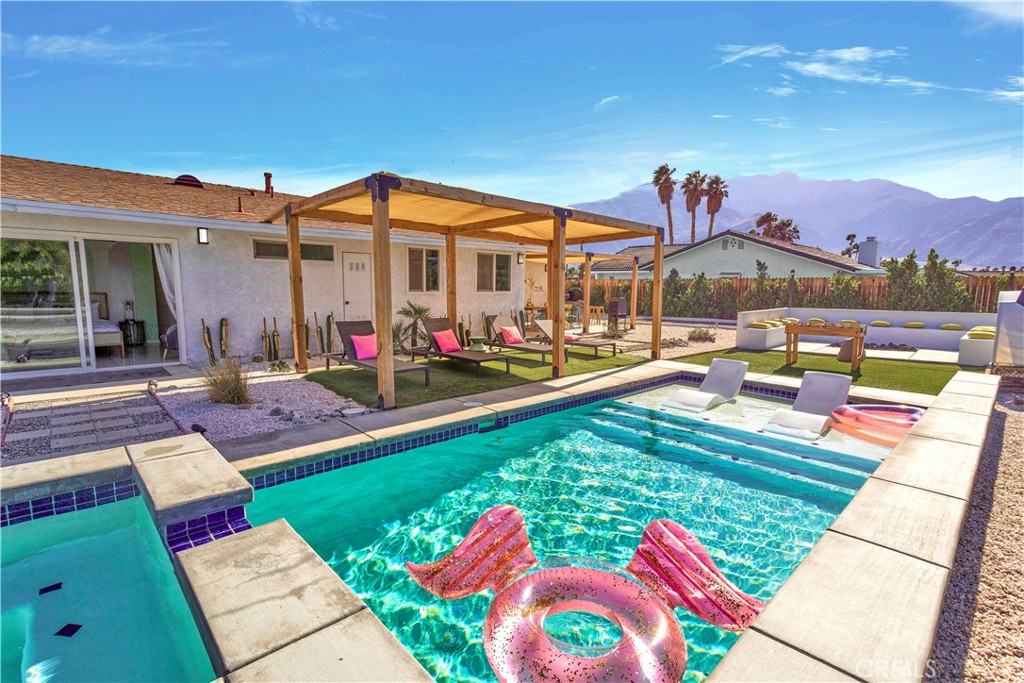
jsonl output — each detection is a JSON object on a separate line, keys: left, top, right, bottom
{"left": 690, "top": 210, "right": 697, "bottom": 244}
{"left": 708, "top": 212, "right": 715, "bottom": 239}
{"left": 665, "top": 203, "right": 674, "bottom": 244}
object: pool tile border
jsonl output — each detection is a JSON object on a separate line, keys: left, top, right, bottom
{"left": 166, "top": 506, "right": 253, "bottom": 553}
{"left": 1, "top": 478, "right": 139, "bottom": 527}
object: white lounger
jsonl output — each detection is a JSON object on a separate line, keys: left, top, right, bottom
{"left": 762, "top": 371, "right": 852, "bottom": 440}
{"left": 663, "top": 359, "right": 749, "bottom": 412}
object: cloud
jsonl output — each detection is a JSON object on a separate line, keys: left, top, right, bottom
{"left": 950, "top": 1, "right": 1023, "bottom": 26}
{"left": 988, "top": 75, "right": 1024, "bottom": 104}
{"left": 818, "top": 127, "right": 839, "bottom": 132}
{"left": 0, "top": 27, "right": 227, "bottom": 67}
{"left": 710, "top": 114, "right": 732, "bottom": 119}
{"left": 767, "top": 86, "right": 797, "bottom": 97}
{"left": 754, "top": 117, "right": 793, "bottom": 129}
{"left": 594, "top": 95, "right": 623, "bottom": 110}
{"left": 290, "top": 1, "right": 340, "bottom": 31}
{"left": 811, "top": 46, "right": 906, "bottom": 63}
{"left": 715, "top": 43, "right": 789, "bottom": 67}
{"left": 7, "top": 69, "right": 40, "bottom": 80}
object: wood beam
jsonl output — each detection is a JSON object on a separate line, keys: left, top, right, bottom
{"left": 630, "top": 256, "right": 639, "bottom": 330}
{"left": 286, "top": 209, "right": 308, "bottom": 373}
{"left": 453, "top": 229, "right": 551, "bottom": 247}
{"left": 449, "top": 212, "right": 550, "bottom": 234}
{"left": 371, "top": 190, "right": 396, "bottom": 410}
{"left": 297, "top": 208, "right": 451, "bottom": 234}
{"left": 264, "top": 177, "right": 370, "bottom": 223}
{"left": 651, "top": 231, "right": 664, "bottom": 360}
{"left": 551, "top": 217, "right": 566, "bottom": 378}
{"left": 446, "top": 232, "right": 458, "bottom": 328}
{"left": 582, "top": 253, "right": 592, "bottom": 333}
{"left": 546, "top": 244, "right": 555, "bottom": 322}
{"left": 566, "top": 230, "right": 650, "bottom": 246}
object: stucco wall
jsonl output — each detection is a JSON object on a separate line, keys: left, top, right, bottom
{"left": 1, "top": 209, "right": 524, "bottom": 367}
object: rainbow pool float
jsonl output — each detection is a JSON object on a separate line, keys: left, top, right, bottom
{"left": 831, "top": 404, "right": 924, "bottom": 447}
{"left": 406, "top": 505, "right": 765, "bottom": 682}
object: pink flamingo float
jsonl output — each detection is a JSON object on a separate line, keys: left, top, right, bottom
{"left": 407, "top": 505, "right": 765, "bottom": 683}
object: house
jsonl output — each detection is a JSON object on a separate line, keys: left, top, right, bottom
{"left": 591, "top": 230, "right": 886, "bottom": 280}
{"left": 0, "top": 155, "right": 532, "bottom": 379}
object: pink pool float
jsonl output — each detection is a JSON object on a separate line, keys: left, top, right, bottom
{"left": 831, "top": 404, "right": 924, "bottom": 447}
{"left": 406, "top": 505, "right": 765, "bottom": 683}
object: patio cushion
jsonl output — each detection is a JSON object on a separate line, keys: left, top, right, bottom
{"left": 501, "top": 326, "right": 524, "bottom": 345}
{"left": 351, "top": 333, "right": 377, "bottom": 360}
{"left": 966, "top": 331, "right": 995, "bottom": 340}
{"left": 870, "top": 321, "right": 891, "bottom": 327}
{"left": 902, "top": 322, "right": 925, "bottom": 328}
{"left": 838, "top": 319, "right": 860, "bottom": 325}
{"left": 748, "top": 322, "right": 773, "bottom": 329}
{"left": 433, "top": 329, "right": 462, "bottom": 353}
{"left": 970, "top": 325, "right": 996, "bottom": 333}
{"left": 940, "top": 323, "right": 965, "bottom": 330}
{"left": 565, "top": 334, "right": 581, "bottom": 341}
{"left": 807, "top": 318, "right": 827, "bottom": 325}
{"left": 781, "top": 317, "right": 800, "bottom": 324}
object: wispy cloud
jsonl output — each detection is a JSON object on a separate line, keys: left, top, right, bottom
{"left": 7, "top": 69, "right": 40, "bottom": 80}
{"left": 950, "top": 1, "right": 1023, "bottom": 26}
{"left": 1, "top": 26, "right": 228, "bottom": 67}
{"left": 594, "top": 95, "right": 623, "bottom": 110}
{"left": 290, "top": 1, "right": 340, "bottom": 31}
{"left": 710, "top": 114, "right": 732, "bottom": 119}
{"left": 988, "top": 75, "right": 1024, "bottom": 104}
{"left": 766, "top": 86, "right": 797, "bottom": 97}
{"left": 714, "top": 43, "right": 788, "bottom": 67}
{"left": 754, "top": 117, "right": 793, "bottom": 129}
{"left": 818, "top": 126, "right": 839, "bottom": 132}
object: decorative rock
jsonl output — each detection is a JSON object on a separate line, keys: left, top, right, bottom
{"left": 268, "top": 407, "right": 283, "bottom": 416}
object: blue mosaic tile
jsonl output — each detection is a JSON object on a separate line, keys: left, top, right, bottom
{"left": 164, "top": 506, "right": 254, "bottom": 554}
{"left": 1, "top": 478, "right": 140, "bottom": 528}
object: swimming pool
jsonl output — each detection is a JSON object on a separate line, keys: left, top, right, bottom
{"left": 246, "top": 388, "right": 882, "bottom": 682}
{"left": 1, "top": 498, "right": 214, "bottom": 682}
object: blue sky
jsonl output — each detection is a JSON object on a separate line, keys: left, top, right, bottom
{"left": 2, "top": 1, "right": 1022, "bottom": 203}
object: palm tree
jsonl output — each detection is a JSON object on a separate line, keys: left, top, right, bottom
{"left": 397, "top": 300, "right": 432, "bottom": 348}
{"left": 774, "top": 218, "right": 801, "bottom": 243}
{"left": 651, "top": 164, "right": 678, "bottom": 245}
{"left": 841, "top": 233, "right": 859, "bottom": 258}
{"left": 755, "top": 212, "right": 778, "bottom": 238}
{"left": 681, "top": 170, "right": 707, "bottom": 244}
{"left": 704, "top": 175, "right": 729, "bottom": 238}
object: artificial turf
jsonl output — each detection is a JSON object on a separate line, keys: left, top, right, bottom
{"left": 674, "top": 349, "right": 981, "bottom": 395}
{"left": 307, "top": 348, "right": 644, "bottom": 408}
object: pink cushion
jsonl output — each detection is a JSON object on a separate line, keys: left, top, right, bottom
{"left": 351, "top": 333, "right": 377, "bottom": 360}
{"left": 433, "top": 329, "right": 462, "bottom": 353}
{"left": 565, "top": 334, "right": 581, "bottom": 342}
{"left": 501, "top": 326, "right": 524, "bottom": 345}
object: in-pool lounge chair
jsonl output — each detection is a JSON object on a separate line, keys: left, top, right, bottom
{"left": 662, "top": 358, "right": 749, "bottom": 412}
{"left": 421, "top": 317, "right": 510, "bottom": 376}
{"left": 762, "top": 371, "right": 852, "bottom": 440}
{"left": 327, "top": 321, "right": 430, "bottom": 386}
{"left": 485, "top": 314, "right": 565, "bottom": 365}
{"left": 535, "top": 319, "right": 618, "bottom": 358}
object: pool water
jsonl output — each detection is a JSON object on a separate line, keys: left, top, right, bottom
{"left": 247, "top": 394, "right": 881, "bottom": 682}
{"left": 0, "top": 499, "right": 214, "bottom": 682}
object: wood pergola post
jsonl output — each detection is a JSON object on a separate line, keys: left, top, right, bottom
{"left": 446, "top": 232, "right": 458, "bottom": 328}
{"left": 630, "top": 256, "right": 639, "bottom": 330}
{"left": 286, "top": 207, "right": 308, "bottom": 373}
{"left": 651, "top": 230, "right": 664, "bottom": 360}
{"left": 582, "top": 253, "right": 593, "bottom": 333}
{"left": 370, "top": 176, "right": 396, "bottom": 409}
{"left": 551, "top": 212, "right": 568, "bottom": 378}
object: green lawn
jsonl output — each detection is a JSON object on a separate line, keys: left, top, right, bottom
{"left": 307, "top": 349, "right": 644, "bottom": 407}
{"left": 675, "top": 349, "right": 980, "bottom": 395}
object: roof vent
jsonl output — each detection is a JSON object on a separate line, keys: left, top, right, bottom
{"left": 174, "top": 174, "right": 204, "bottom": 189}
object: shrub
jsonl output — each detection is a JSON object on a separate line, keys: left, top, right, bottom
{"left": 681, "top": 273, "right": 716, "bottom": 318}
{"left": 392, "top": 320, "right": 411, "bottom": 354}
{"left": 203, "top": 357, "right": 251, "bottom": 404}
{"left": 919, "top": 249, "right": 972, "bottom": 312}
{"left": 687, "top": 327, "right": 716, "bottom": 342}
{"left": 715, "top": 279, "right": 739, "bottom": 319}
{"left": 250, "top": 354, "right": 265, "bottom": 363}
{"left": 826, "top": 272, "right": 865, "bottom": 308}
{"left": 267, "top": 360, "right": 292, "bottom": 373}
{"left": 738, "top": 260, "right": 785, "bottom": 311}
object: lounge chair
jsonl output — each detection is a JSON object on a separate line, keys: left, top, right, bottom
{"left": 535, "top": 319, "right": 618, "bottom": 358}
{"left": 662, "top": 358, "right": 748, "bottom": 411}
{"left": 421, "top": 317, "right": 510, "bottom": 376}
{"left": 486, "top": 314, "right": 566, "bottom": 365}
{"left": 761, "top": 371, "right": 853, "bottom": 440}
{"left": 326, "top": 320, "right": 430, "bottom": 386}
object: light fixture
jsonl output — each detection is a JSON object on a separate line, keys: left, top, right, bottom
{"left": 517, "top": 253, "right": 525, "bottom": 265}
{"left": 197, "top": 227, "right": 210, "bottom": 244}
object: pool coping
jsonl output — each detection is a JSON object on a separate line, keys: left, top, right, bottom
{"left": 2, "top": 360, "right": 983, "bottom": 683}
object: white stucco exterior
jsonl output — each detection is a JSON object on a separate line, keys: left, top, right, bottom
{"left": 1, "top": 202, "right": 526, "bottom": 369}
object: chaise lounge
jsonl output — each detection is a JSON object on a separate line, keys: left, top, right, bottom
{"left": 761, "top": 371, "right": 852, "bottom": 440}
{"left": 486, "top": 314, "right": 566, "bottom": 365}
{"left": 662, "top": 358, "right": 749, "bottom": 412}
{"left": 535, "top": 319, "right": 618, "bottom": 358}
{"left": 327, "top": 320, "right": 430, "bottom": 385}
{"left": 421, "top": 317, "right": 510, "bottom": 376}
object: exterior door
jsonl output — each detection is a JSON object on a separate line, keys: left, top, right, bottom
{"left": 341, "top": 253, "right": 372, "bottom": 321}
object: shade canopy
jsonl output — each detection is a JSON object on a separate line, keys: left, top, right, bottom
{"left": 525, "top": 251, "right": 627, "bottom": 265}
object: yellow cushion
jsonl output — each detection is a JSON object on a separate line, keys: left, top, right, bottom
{"left": 970, "top": 325, "right": 995, "bottom": 333}
{"left": 748, "top": 322, "right": 773, "bottom": 330}
{"left": 781, "top": 317, "right": 800, "bottom": 324}
{"left": 807, "top": 317, "right": 826, "bottom": 325}
{"left": 939, "top": 323, "right": 964, "bottom": 331}
{"left": 966, "top": 331, "right": 995, "bottom": 340}
{"left": 903, "top": 322, "right": 925, "bottom": 329}
{"left": 839, "top": 319, "right": 860, "bottom": 325}
{"left": 870, "top": 321, "right": 891, "bottom": 327}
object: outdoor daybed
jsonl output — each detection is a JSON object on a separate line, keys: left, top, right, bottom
{"left": 327, "top": 321, "right": 430, "bottom": 385}
{"left": 421, "top": 318, "right": 511, "bottom": 376}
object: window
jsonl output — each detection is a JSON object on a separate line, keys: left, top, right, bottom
{"left": 477, "top": 252, "right": 511, "bottom": 292}
{"left": 408, "top": 247, "right": 440, "bottom": 292}
{"left": 253, "top": 240, "right": 334, "bottom": 261}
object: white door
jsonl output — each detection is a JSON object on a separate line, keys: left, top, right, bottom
{"left": 342, "top": 253, "right": 372, "bottom": 321}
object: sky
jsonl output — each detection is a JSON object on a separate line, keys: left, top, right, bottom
{"left": 2, "top": 1, "right": 1022, "bottom": 204}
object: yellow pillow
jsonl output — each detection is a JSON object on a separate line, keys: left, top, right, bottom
{"left": 781, "top": 317, "right": 800, "bottom": 324}
{"left": 966, "top": 331, "right": 995, "bottom": 340}
{"left": 939, "top": 323, "right": 964, "bottom": 331}
{"left": 870, "top": 321, "right": 891, "bottom": 327}
{"left": 807, "top": 317, "right": 826, "bottom": 325}
{"left": 903, "top": 322, "right": 925, "bottom": 329}
{"left": 839, "top": 319, "right": 860, "bottom": 325}
{"left": 970, "top": 326, "right": 995, "bottom": 333}
{"left": 749, "top": 322, "right": 773, "bottom": 329}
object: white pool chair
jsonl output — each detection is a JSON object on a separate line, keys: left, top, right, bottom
{"left": 663, "top": 359, "right": 749, "bottom": 412}
{"left": 762, "top": 371, "right": 852, "bottom": 440}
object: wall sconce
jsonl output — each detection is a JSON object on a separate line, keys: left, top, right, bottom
{"left": 197, "top": 227, "right": 210, "bottom": 245}
{"left": 517, "top": 253, "right": 525, "bottom": 265}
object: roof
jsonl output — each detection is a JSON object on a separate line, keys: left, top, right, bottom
{"left": 591, "top": 230, "right": 872, "bottom": 273}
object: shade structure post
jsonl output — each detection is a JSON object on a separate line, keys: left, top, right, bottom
{"left": 582, "top": 253, "right": 593, "bottom": 333}
{"left": 651, "top": 229, "right": 664, "bottom": 360}
{"left": 446, "top": 232, "right": 458, "bottom": 328}
{"left": 551, "top": 210, "right": 569, "bottom": 378}
{"left": 286, "top": 207, "right": 308, "bottom": 373}
{"left": 368, "top": 174, "right": 400, "bottom": 410}
{"left": 630, "top": 256, "right": 639, "bottom": 329}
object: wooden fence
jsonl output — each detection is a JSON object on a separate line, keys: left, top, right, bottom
{"left": 590, "top": 273, "right": 1020, "bottom": 314}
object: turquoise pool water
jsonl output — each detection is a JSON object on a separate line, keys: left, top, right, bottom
{"left": 0, "top": 499, "right": 214, "bottom": 682}
{"left": 247, "top": 395, "right": 880, "bottom": 682}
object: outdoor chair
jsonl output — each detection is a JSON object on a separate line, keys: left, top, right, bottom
{"left": 662, "top": 358, "right": 749, "bottom": 412}
{"left": 535, "top": 319, "right": 617, "bottom": 358}
{"left": 485, "top": 314, "right": 566, "bottom": 365}
{"left": 420, "top": 317, "right": 510, "bottom": 376}
{"left": 160, "top": 325, "right": 178, "bottom": 361}
{"left": 761, "top": 371, "right": 852, "bottom": 440}
{"left": 328, "top": 320, "right": 430, "bottom": 386}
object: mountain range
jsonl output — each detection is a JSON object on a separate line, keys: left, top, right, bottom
{"left": 572, "top": 173, "right": 1023, "bottom": 267}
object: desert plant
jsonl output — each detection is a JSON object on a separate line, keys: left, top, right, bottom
{"left": 267, "top": 360, "right": 292, "bottom": 373}
{"left": 397, "top": 300, "right": 432, "bottom": 347}
{"left": 392, "top": 320, "right": 412, "bottom": 354}
{"left": 652, "top": 164, "right": 678, "bottom": 245}
{"left": 602, "top": 325, "right": 626, "bottom": 339}
{"left": 738, "top": 260, "right": 785, "bottom": 311}
{"left": 681, "top": 170, "right": 707, "bottom": 244}
{"left": 687, "top": 327, "right": 717, "bottom": 342}
{"left": 250, "top": 354, "right": 265, "bottom": 363}
{"left": 202, "top": 357, "right": 251, "bottom": 405}
{"left": 681, "top": 273, "right": 715, "bottom": 318}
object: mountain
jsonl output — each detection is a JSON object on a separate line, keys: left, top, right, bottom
{"left": 572, "top": 173, "right": 1023, "bottom": 266}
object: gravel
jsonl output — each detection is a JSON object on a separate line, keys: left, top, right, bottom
{"left": 615, "top": 321, "right": 737, "bottom": 359}
{"left": 929, "top": 391, "right": 1024, "bottom": 681}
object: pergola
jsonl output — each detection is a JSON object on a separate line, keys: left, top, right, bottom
{"left": 525, "top": 251, "right": 641, "bottom": 333}
{"left": 264, "top": 173, "right": 664, "bottom": 409}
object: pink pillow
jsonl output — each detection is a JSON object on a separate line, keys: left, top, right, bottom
{"left": 501, "top": 326, "right": 524, "bottom": 345}
{"left": 351, "top": 333, "right": 377, "bottom": 360}
{"left": 433, "top": 329, "right": 462, "bottom": 353}
{"left": 565, "top": 334, "right": 581, "bottom": 342}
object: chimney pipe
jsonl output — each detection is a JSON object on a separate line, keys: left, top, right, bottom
{"left": 237, "top": 196, "right": 243, "bottom": 212}
{"left": 264, "top": 172, "right": 272, "bottom": 194}
{"left": 270, "top": 185, "right": 274, "bottom": 198}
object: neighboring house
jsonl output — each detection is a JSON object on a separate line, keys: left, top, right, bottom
{"left": 0, "top": 156, "right": 528, "bottom": 379}
{"left": 591, "top": 230, "right": 885, "bottom": 280}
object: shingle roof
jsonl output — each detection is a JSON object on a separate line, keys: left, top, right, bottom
{"left": 591, "top": 229, "right": 871, "bottom": 273}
